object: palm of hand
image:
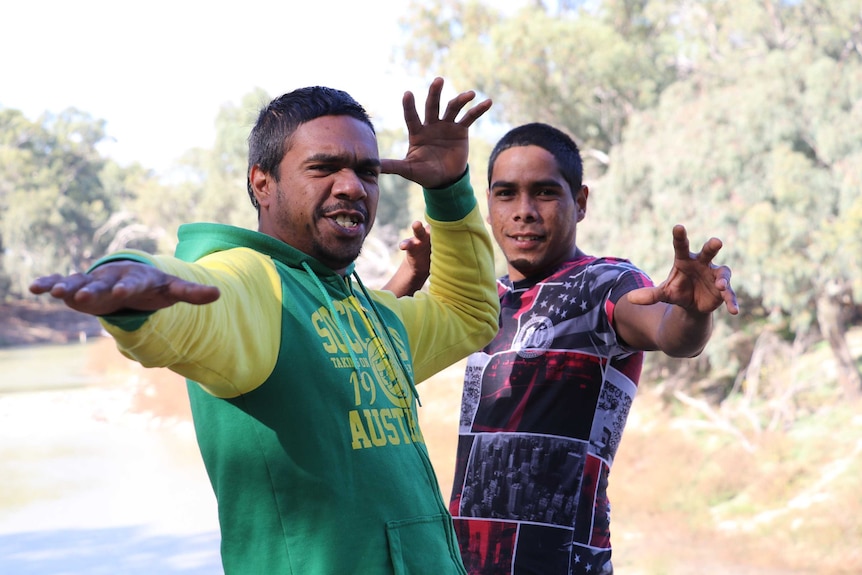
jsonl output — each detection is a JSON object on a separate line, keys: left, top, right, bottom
{"left": 657, "top": 260, "right": 726, "bottom": 315}
{"left": 402, "top": 126, "right": 470, "bottom": 187}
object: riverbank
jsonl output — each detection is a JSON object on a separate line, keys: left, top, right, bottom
{"left": 0, "top": 300, "right": 104, "bottom": 347}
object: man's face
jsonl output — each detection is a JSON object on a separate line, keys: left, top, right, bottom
{"left": 260, "top": 115, "right": 380, "bottom": 273}
{"left": 487, "top": 145, "right": 586, "bottom": 282}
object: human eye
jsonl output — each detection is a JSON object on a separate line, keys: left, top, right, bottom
{"left": 361, "top": 167, "right": 376, "bottom": 176}
{"left": 359, "top": 165, "right": 380, "bottom": 180}
{"left": 309, "top": 163, "right": 338, "bottom": 174}
{"left": 536, "top": 186, "right": 563, "bottom": 198}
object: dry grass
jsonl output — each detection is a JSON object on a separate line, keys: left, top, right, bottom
{"left": 610, "top": 391, "right": 862, "bottom": 574}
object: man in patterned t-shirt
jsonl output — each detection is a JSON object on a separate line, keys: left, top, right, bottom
{"left": 448, "top": 123, "right": 739, "bottom": 575}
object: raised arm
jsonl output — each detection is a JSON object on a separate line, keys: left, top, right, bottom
{"left": 29, "top": 261, "right": 220, "bottom": 316}
{"left": 380, "top": 77, "right": 488, "bottom": 297}
{"left": 380, "top": 77, "right": 492, "bottom": 188}
{"left": 614, "top": 224, "right": 738, "bottom": 358}
{"left": 377, "top": 78, "right": 498, "bottom": 381}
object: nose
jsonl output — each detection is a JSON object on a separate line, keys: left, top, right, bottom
{"left": 513, "top": 194, "right": 538, "bottom": 222}
{"left": 332, "top": 168, "right": 368, "bottom": 200}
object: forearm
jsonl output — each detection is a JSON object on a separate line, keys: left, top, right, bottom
{"left": 656, "top": 304, "right": 714, "bottom": 358}
{"left": 381, "top": 257, "right": 427, "bottom": 297}
{"left": 97, "top": 251, "right": 281, "bottom": 396}
{"left": 424, "top": 169, "right": 498, "bottom": 330}
{"left": 427, "top": 206, "right": 498, "bottom": 328}
{"left": 394, "top": 169, "right": 499, "bottom": 381}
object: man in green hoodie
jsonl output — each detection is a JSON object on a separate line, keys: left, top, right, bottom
{"left": 30, "top": 77, "right": 499, "bottom": 574}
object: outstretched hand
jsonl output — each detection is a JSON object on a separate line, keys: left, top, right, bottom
{"left": 381, "top": 77, "right": 492, "bottom": 189}
{"left": 627, "top": 225, "right": 738, "bottom": 316}
{"left": 29, "top": 261, "right": 220, "bottom": 316}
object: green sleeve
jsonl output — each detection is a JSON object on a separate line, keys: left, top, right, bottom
{"left": 422, "top": 167, "right": 477, "bottom": 222}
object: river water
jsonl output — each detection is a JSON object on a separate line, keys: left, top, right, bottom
{"left": 0, "top": 341, "right": 223, "bottom": 574}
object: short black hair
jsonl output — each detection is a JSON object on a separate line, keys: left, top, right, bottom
{"left": 246, "top": 87, "right": 375, "bottom": 210}
{"left": 488, "top": 123, "right": 583, "bottom": 194}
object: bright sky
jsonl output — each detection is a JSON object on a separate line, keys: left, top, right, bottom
{"left": 0, "top": 0, "right": 448, "bottom": 173}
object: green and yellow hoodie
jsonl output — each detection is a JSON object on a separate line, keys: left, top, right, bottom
{"left": 93, "top": 172, "right": 498, "bottom": 574}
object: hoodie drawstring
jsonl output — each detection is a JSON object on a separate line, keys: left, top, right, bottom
{"left": 352, "top": 272, "right": 421, "bottom": 407}
{"left": 302, "top": 262, "right": 363, "bottom": 377}
{"left": 301, "top": 261, "right": 420, "bottom": 407}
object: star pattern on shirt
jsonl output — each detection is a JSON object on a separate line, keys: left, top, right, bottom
{"left": 571, "top": 550, "right": 606, "bottom": 574}
{"left": 529, "top": 280, "right": 591, "bottom": 326}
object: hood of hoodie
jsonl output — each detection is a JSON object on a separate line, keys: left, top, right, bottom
{"left": 174, "top": 222, "right": 355, "bottom": 280}
{"left": 173, "top": 222, "right": 419, "bottom": 403}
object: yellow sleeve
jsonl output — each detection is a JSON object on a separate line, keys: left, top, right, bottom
{"left": 378, "top": 203, "right": 499, "bottom": 383}
{"left": 99, "top": 248, "right": 282, "bottom": 398}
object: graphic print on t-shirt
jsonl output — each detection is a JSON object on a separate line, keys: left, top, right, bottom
{"left": 451, "top": 257, "right": 651, "bottom": 575}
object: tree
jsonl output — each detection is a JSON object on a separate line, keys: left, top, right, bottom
{"left": 169, "top": 89, "right": 267, "bottom": 234}
{"left": 399, "top": 0, "right": 679, "bottom": 178}
{"left": 0, "top": 108, "right": 117, "bottom": 298}
{"left": 97, "top": 161, "right": 170, "bottom": 254}
{"left": 595, "top": 0, "right": 862, "bottom": 397}
{"left": 397, "top": 0, "right": 862, "bottom": 399}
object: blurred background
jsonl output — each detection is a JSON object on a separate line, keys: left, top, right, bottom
{"left": 1, "top": 0, "right": 860, "bottom": 573}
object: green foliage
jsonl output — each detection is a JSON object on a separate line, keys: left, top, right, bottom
{"left": 0, "top": 108, "right": 117, "bottom": 297}
{"left": 97, "top": 162, "right": 170, "bottom": 254}
{"left": 170, "top": 89, "right": 267, "bottom": 234}
{"left": 596, "top": 0, "right": 862, "bottom": 340}
{"left": 401, "top": 0, "right": 677, "bottom": 175}
{"left": 400, "top": 0, "right": 862, "bottom": 395}
{"left": 375, "top": 127, "right": 421, "bottom": 234}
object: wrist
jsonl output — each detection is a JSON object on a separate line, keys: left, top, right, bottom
{"left": 425, "top": 167, "right": 468, "bottom": 191}
{"left": 423, "top": 167, "right": 475, "bottom": 222}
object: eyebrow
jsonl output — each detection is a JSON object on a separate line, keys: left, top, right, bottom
{"left": 305, "top": 152, "right": 381, "bottom": 169}
{"left": 490, "top": 178, "right": 563, "bottom": 189}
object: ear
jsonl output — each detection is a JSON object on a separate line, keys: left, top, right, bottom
{"left": 250, "top": 164, "right": 275, "bottom": 209}
{"left": 576, "top": 185, "right": 589, "bottom": 222}
{"left": 485, "top": 188, "right": 492, "bottom": 223}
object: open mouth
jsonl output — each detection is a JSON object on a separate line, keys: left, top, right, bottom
{"left": 326, "top": 209, "right": 367, "bottom": 235}
{"left": 334, "top": 214, "right": 361, "bottom": 229}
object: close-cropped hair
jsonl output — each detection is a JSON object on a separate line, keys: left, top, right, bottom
{"left": 246, "top": 86, "right": 375, "bottom": 210}
{"left": 487, "top": 122, "right": 584, "bottom": 194}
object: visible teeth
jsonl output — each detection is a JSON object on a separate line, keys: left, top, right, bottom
{"left": 335, "top": 215, "right": 359, "bottom": 228}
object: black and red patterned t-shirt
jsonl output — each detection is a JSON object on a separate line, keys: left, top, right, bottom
{"left": 450, "top": 255, "right": 653, "bottom": 575}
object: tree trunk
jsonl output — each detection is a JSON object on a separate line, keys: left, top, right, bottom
{"left": 816, "top": 280, "right": 862, "bottom": 400}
